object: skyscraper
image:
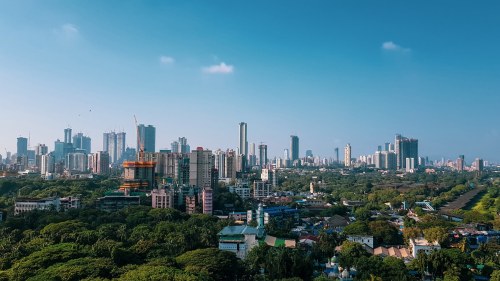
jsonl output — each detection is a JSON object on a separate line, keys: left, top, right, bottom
{"left": 35, "top": 144, "right": 48, "bottom": 156}
{"left": 334, "top": 147, "right": 339, "bottom": 163}
{"left": 137, "top": 124, "right": 156, "bottom": 153}
{"left": 92, "top": 151, "right": 110, "bottom": 174}
{"left": 290, "top": 135, "right": 299, "bottom": 161}
{"left": 64, "top": 128, "right": 72, "bottom": 144}
{"left": 189, "top": 147, "right": 213, "bottom": 188}
{"left": 239, "top": 122, "right": 248, "bottom": 157}
{"left": 249, "top": 142, "right": 256, "bottom": 167}
{"left": 171, "top": 141, "right": 180, "bottom": 153}
{"left": 259, "top": 144, "right": 268, "bottom": 167}
{"left": 395, "top": 134, "right": 418, "bottom": 170}
{"left": 456, "top": 155, "right": 465, "bottom": 172}
{"left": 103, "top": 132, "right": 126, "bottom": 164}
{"left": 344, "top": 143, "right": 351, "bottom": 167}
{"left": 178, "top": 137, "right": 189, "bottom": 154}
{"left": 73, "top": 133, "right": 91, "bottom": 154}
{"left": 17, "top": 137, "right": 28, "bottom": 157}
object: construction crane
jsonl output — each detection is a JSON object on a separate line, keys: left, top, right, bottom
{"left": 134, "top": 115, "right": 145, "bottom": 161}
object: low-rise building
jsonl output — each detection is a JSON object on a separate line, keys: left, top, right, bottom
{"left": 60, "top": 196, "right": 81, "bottom": 209}
{"left": 347, "top": 235, "right": 374, "bottom": 249}
{"left": 409, "top": 238, "right": 441, "bottom": 258}
{"left": 228, "top": 185, "right": 251, "bottom": 199}
{"left": 96, "top": 195, "right": 140, "bottom": 212}
{"left": 14, "top": 197, "right": 61, "bottom": 215}
{"left": 373, "top": 246, "right": 412, "bottom": 260}
{"left": 218, "top": 225, "right": 259, "bottom": 259}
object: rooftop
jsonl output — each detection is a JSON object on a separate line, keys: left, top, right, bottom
{"left": 219, "top": 225, "right": 258, "bottom": 236}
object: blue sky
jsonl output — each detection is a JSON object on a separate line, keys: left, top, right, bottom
{"left": 1, "top": 1, "right": 499, "bottom": 162}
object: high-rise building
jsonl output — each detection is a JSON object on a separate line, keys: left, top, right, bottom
{"left": 73, "top": 133, "right": 91, "bottom": 154}
{"left": 92, "top": 151, "right": 110, "bottom": 174}
{"left": 116, "top": 132, "right": 126, "bottom": 162}
{"left": 305, "top": 150, "right": 313, "bottom": 158}
{"left": 456, "top": 155, "right": 465, "bottom": 172}
{"left": 202, "top": 188, "right": 213, "bottom": 215}
{"left": 35, "top": 144, "right": 48, "bottom": 156}
{"left": 290, "top": 135, "right": 299, "bottom": 161}
{"left": 17, "top": 137, "right": 28, "bottom": 157}
{"left": 239, "top": 122, "right": 248, "bottom": 157}
{"left": 259, "top": 144, "right": 268, "bottom": 168}
{"left": 137, "top": 124, "right": 156, "bottom": 153}
{"left": 214, "top": 149, "right": 226, "bottom": 179}
{"left": 178, "top": 137, "right": 189, "bottom": 154}
{"left": 473, "top": 158, "right": 484, "bottom": 172}
{"left": 171, "top": 141, "right": 179, "bottom": 153}
{"left": 224, "top": 150, "right": 237, "bottom": 179}
{"left": 344, "top": 143, "right": 351, "bottom": 167}
{"left": 66, "top": 152, "right": 88, "bottom": 172}
{"left": 395, "top": 134, "right": 418, "bottom": 170}
{"left": 64, "top": 128, "right": 72, "bottom": 144}
{"left": 189, "top": 147, "right": 213, "bottom": 188}
{"left": 249, "top": 142, "right": 256, "bottom": 167}
{"left": 335, "top": 147, "right": 339, "bottom": 163}
{"left": 40, "top": 153, "right": 55, "bottom": 175}
{"left": 103, "top": 132, "right": 126, "bottom": 164}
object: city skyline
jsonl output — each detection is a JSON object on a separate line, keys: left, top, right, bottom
{"left": 1, "top": 1, "right": 499, "bottom": 161}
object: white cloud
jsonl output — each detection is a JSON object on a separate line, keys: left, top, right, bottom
{"left": 54, "top": 23, "right": 80, "bottom": 40}
{"left": 202, "top": 62, "right": 234, "bottom": 74}
{"left": 382, "top": 41, "right": 410, "bottom": 52}
{"left": 159, "top": 56, "right": 175, "bottom": 65}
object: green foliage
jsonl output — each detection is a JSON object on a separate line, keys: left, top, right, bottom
{"left": 26, "top": 257, "right": 116, "bottom": 281}
{"left": 343, "top": 221, "right": 370, "bottom": 235}
{"left": 117, "top": 264, "right": 207, "bottom": 281}
{"left": 338, "top": 241, "right": 369, "bottom": 269}
{"left": 368, "top": 220, "right": 401, "bottom": 245}
{"left": 8, "top": 243, "right": 82, "bottom": 281}
{"left": 176, "top": 248, "right": 240, "bottom": 281}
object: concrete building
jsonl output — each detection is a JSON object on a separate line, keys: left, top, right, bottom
{"left": 239, "top": 122, "right": 248, "bottom": 159}
{"left": 258, "top": 144, "right": 268, "bottom": 168}
{"left": 344, "top": 143, "right": 351, "bottom": 167}
{"left": 218, "top": 225, "right": 259, "bottom": 259}
{"left": 92, "top": 151, "right": 110, "bottom": 174}
{"left": 137, "top": 124, "right": 156, "bottom": 153}
{"left": 40, "top": 153, "right": 55, "bottom": 175}
{"left": 14, "top": 197, "right": 61, "bottom": 215}
{"left": 228, "top": 184, "right": 251, "bottom": 199}
{"left": 253, "top": 180, "right": 271, "bottom": 199}
{"left": 473, "top": 158, "right": 484, "bottom": 172}
{"left": 73, "top": 133, "right": 91, "bottom": 154}
{"left": 409, "top": 238, "right": 441, "bottom": 258}
{"left": 66, "top": 152, "right": 88, "bottom": 172}
{"left": 456, "top": 155, "right": 465, "bottom": 172}
{"left": 189, "top": 148, "right": 213, "bottom": 188}
{"left": 202, "top": 188, "right": 213, "bottom": 215}
{"left": 395, "top": 134, "right": 418, "bottom": 170}
{"left": 347, "top": 235, "right": 374, "bottom": 249}
{"left": 151, "top": 188, "right": 175, "bottom": 209}
{"left": 64, "top": 128, "right": 72, "bottom": 144}
{"left": 60, "top": 196, "right": 81, "bottom": 209}
{"left": 103, "top": 132, "right": 126, "bottom": 164}
{"left": 96, "top": 195, "right": 140, "bottom": 212}
{"left": 290, "top": 135, "right": 299, "bottom": 162}
{"left": 17, "top": 137, "right": 28, "bottom": 157}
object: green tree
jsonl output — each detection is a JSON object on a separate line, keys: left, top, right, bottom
{"left": 423, "top": 227, "right": 448, "bottom": 246}
{"left": 343, "top": 221, "right": 370, "bottom": 236}
{"left": 176, "top": 248, "right": 241, "bottom": 281}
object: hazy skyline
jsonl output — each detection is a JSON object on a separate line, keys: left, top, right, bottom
{"left": 1, "top": 1, "right": 499, "bottom": 162}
